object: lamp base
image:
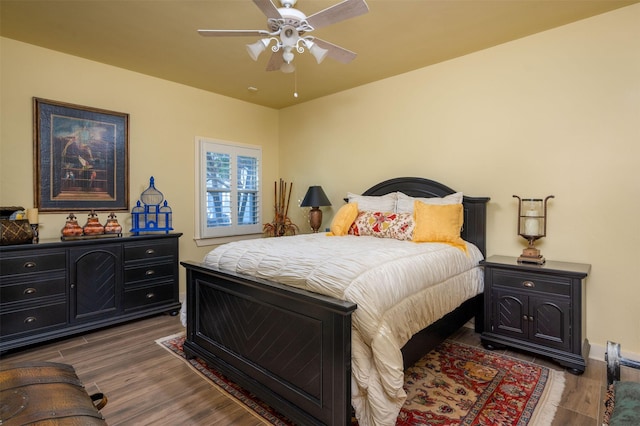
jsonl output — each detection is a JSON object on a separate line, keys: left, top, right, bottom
{"left": 518, "top": 247, "right": 545, "bottom": 264}
{"left": 308, "top": 207, "right": 322, "bottom": 233}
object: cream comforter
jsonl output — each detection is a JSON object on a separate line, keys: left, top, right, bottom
{"left": 201, "top": 233, "right": 484, "bottom": 426}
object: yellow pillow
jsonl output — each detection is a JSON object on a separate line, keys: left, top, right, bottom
{"left": 413, "top": 201, "right": 467, "bottom": 253}
{"left": 327, "top": 203, "right": 359, "bottom": 236}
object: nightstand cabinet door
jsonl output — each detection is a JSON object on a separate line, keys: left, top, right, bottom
{"left": 491, "top": 289, "right": 571, "bottom": 351}
{"left": 481, "top": 255, "right": 590, "bottom": 374}
{"left": 529, "top": 294, "right": 571, "bottom": 351}
{"left": 491, "top": 289, "right": 527, "bottom": 338}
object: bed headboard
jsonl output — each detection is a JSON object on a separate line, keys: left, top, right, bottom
{"left": 362, "top": 177, "right": 490, "bottom": 257}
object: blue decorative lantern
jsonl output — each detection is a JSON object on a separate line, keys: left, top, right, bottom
{"left": 130, "top": 176, "right": 173, "bottom": 235}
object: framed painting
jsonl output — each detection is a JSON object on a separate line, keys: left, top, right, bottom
{"left": 34, "top": 98, "right": 129, "bottom": 212}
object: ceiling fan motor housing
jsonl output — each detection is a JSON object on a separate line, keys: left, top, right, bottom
{"left": 271, "top": 7, "right": 307, "bottom": 32}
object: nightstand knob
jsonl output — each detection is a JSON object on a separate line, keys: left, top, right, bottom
{"left": 145, "top": 269, "right": 155, "bottom": 276}
{"left": 145, "top": 248, "right": 156, "bottom": 255}
{"left": 522, "top": 280, "right": 535, "bottom": 288}
{"left": 23, "top": 287, "right": 37, "bottom": 295}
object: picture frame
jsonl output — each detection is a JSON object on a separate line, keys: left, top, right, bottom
{"left": 34, "top": 98, "right": 129, "bottom": 212}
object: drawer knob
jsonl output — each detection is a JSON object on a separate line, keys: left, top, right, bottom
{"left": 145, "top": 269, "right": 155, "bottom": 276}
{"left": 145, "top": 249, "right": 156, "bottom": 255}
{"left": 146, "top": 292, "right": 155, "bottom": 299}
{"left": 24, "top": 316, "right": 37, "bottom": 324}
{"left": 522, "top": 281, "right": 535, "bottom": 288}
{"left": 23, "top": 261, "right": 36, "bottom": 269}
{"left": 23, "top": 287, "right": 37, "bottom": 295}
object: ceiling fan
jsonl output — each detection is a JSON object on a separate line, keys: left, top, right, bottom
{"left": 198, "top": 0, "right": 369, "bottom": 73}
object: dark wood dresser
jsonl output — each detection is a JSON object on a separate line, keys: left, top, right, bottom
{"left": 0, "top": 233, "right": 182, "bottom": 353}
{"left": 480, "top": 255, "right": 590, "bottom": 374}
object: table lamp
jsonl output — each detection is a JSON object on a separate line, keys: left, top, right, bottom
{"left": 301, "top": 186, "right": 331, "bottom": 233}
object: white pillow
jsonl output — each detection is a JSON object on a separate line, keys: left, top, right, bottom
{"left": 396, "top": 191, "right": 463, "bottom": 213}
{"left": 347, "top": 192, "right": 397, "bottom": 212}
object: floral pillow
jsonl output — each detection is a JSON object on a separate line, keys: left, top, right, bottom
{"left": 348, "top": 211, "right": 415, "bottom": 241}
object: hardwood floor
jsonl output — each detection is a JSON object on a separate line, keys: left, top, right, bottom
{"left": 1, "top": 314, "right": 266, "bottom": 425}
{"left": 2, "top": 314, "right": 637, "bottom": 425}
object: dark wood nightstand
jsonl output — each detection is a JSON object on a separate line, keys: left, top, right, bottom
{"left": 480, "top": 255, "right": 591, "bottom": 374}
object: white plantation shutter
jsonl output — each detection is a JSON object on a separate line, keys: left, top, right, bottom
{"left": 198, "top": 137, "right": 261, "bottom": 238}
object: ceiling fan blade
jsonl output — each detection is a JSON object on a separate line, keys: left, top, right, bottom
{"left": 313, "top": 38, "right": 357, "bottom": 64}
{"left": 266, "top": 50, "right": 284, "bottom": 71}
{"left": 252, "top": 0, "right": 282, "bottom": 20}
{"left": 198, "top": 29, "right": 270, "bottom": 37}
{"left": 306, "top": 0, "right": 369, "bottom": 30}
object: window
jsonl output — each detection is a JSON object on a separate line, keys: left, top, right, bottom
{"left": 197, "top": 137, "right": 261, "bottom": 239}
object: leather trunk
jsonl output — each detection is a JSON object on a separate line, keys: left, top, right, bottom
{"left": 0, "top": 361, "right": 107, "bottom": 425}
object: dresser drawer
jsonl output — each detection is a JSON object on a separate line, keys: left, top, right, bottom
{"left": 124, "top": 240, "right": 175, "bottom": 262}
{"left": 124, "top": 282, "right": 175, "bottom": 310}
{"left": 491, "top": 269, "right": 571, "bottom": 296}
{"left": 0, "top": 302, "right": 67, "bottom": 337}
{"left": 1, "top": 251, "right": 66, "bottom": 276}
{"left": 124, "top": 262, "right": 175, "bottom": 285}
{"left": 0, "top": 275, "right": 66, "bottom": 304}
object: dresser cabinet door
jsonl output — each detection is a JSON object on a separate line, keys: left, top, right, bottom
{"left": 69, "top": 244, "right": 122, "bottom": 322}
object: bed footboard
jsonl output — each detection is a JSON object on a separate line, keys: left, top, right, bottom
{"left": 181, "top": 261, "right": 357, "bottom": 426}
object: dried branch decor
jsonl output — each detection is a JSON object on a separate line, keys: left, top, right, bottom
{"left": 263, "top": 179, "right": 298, "bottom": 237}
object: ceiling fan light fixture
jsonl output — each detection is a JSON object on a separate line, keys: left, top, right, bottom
{"left": 308, "top": 42, "right": 329, "bottom": 64}
{"left": 282, "top": 48, "right": 295, "bottom": 64}
{"left": 280, "top": 62, "right": 296, "bottom": 73}
{"left": 246, "top": 38, "right": 270, "bottom": 61}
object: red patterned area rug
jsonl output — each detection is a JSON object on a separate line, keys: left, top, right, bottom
{"left": 156, "top": 334, "right": 565, "bottom": 425}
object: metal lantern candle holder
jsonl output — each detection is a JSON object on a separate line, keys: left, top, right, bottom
{"left": 513, "top": 195, "right": 554, "bottom": 265}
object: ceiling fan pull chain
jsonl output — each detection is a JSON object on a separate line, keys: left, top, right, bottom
{"left": 293, "top": 69, "right": 298, "bottom": 98}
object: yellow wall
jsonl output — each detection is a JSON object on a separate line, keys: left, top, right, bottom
{"left": 1, "top": 4, "right": 639, "bottom": 358}
{"left": 280, "top": 5, "right": 640, "bottom": 357}
{"left": 0, "top": 37, "right": 280, "bottom": 290}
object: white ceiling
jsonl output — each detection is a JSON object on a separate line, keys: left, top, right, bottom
{"left": 1, "top": 0, "right": 637, "bottom": 109}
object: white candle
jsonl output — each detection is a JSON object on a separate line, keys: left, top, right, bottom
{"left": 27, "top": 208, "right": 39, "bottom": 224}
{"left": 524, "top": 209, "right": 540, "bottom": 236}
{"left": 525, "top": 218, "right": 539, "bottom": 236}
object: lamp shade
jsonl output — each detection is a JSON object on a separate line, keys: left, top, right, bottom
{"left": 301, "top": 186, "right": 331, "bottom": 208}
{"left": 309, "top": 43, "right": 329, "bottom": 64}
{"left": 246, "top": 39, "right": 269, "bottom": 61}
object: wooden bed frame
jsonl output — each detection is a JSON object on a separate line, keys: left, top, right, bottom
{"left": 181, "top": 177, "right": 489, "bottom": 425}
